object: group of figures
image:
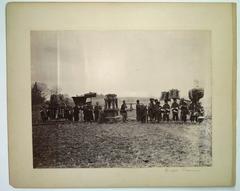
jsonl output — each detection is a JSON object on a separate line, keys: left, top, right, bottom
{"left": 39, "top": 88, "right": 205, "bottom": 124}
{"left": 119, "top": 88, "right": 205, "bottom": 123}
{"left": 40, "top": 102, "right": 102, "bottom": 123}
{"left": 134, "top": 98, "right": 204, "bottom": 124}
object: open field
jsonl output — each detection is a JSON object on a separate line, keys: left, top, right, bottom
{"left": 33, "top": 114, "right": 212, "bottom": 168}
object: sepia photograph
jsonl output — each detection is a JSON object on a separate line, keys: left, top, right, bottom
{"left": 31, "top": 30, "right": 212, "bottom": 168}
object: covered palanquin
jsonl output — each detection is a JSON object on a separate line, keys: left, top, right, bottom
{"left": 72, "top": 92, "right": 97, "bottom": 106}
{"left": 104, "top": 94, "right": 119, "bottom": 117}
{"left": 188, "top": 88, "right": 204, "bottom": 103}
{"left": 188, "top": 88, "right": 205, "bottom": 123}
{"left": 72, "top": 96, "right": 86, "bottom": 106}
{"left": 160, "top": 91, "right": 170, "bottom": 101}
{"left": 169, "top": 89, "right": 180, "bottom": 100}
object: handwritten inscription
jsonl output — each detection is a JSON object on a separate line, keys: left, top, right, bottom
{"left": 165, "top": 168, "right": 200, "bottom": 172}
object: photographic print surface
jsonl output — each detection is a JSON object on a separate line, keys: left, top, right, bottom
{"left": 31, "top": 31, "right": 212, "bottom": 168}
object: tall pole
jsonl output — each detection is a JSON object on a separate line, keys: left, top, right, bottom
{"left": 57, "top": 32, "right": 60, "bottom": 94}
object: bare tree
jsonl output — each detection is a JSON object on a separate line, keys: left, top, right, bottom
{"left": 31, "top": 82, "right": 46, "bottom": 105}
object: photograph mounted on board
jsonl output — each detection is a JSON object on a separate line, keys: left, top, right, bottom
{"left": 31, "top": 30, "right": 212, "bottom": 168}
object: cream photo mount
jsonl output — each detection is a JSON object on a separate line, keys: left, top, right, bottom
{"left": 7, "top": 2, "right": 236, "bottom": 188}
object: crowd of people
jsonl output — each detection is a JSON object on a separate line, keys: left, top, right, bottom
{"left": 40, "top": 98, "right": 204, "bottom": 124}
{"left": 119, "top": 98, "right": 204, "bottom": 123}
{"left": 40, "top": 102, "right": 102, "bottom": 123}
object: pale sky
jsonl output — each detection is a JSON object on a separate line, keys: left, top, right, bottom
{"left": 31, "top": 30, "right": 211, "bottom": 99}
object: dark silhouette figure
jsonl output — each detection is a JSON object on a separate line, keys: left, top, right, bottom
{"left": 136, "top": 100, "right": 141, "bottom": 121}
{"left": 120, "top": 100, "right": 127, "bottom": 122}
{"left": 171, "top": 99, "right": 179, "bottom": 121}
{"left": 73, "top": 106, "right": 79, "bottom": 122}
{"left": 162, "top": 101, "right": 170, "bottom": 121}
{"left": 94, "top": 102, "right": 101, "bottom": 122}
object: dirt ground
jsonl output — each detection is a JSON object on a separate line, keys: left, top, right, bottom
{"left": 33, "top": 117, "right": 212, "bottom": 168}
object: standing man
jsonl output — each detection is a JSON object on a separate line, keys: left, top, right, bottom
{"left": 87, "top": 102, "right": 94, "bottom": 122}
{"left": 83, "top": 104, "right": 88, "bottom": 122}
{"left": 94, "top": 102, "right": 101, "bottom": 122}
{"left": 136, "top": 100, "right": 141, "bottom": 121}
{"left": 180, "top": 99, "right": 188, "bottom": 122}
{"left": 73, "top": 105, "right": 79, "bottom": 122}
{"left": 148, "top": 99, "right": 155, "bottom": 122}
{"left": 154, "top": 99, "right": 159, "bottom": 121}
{"left": 171, "top": 99, "right": 179, "bottom": 121}
{"left": 64, "top": 106, "right": 69, "bottom": 120}
{"left": 68, "top": 106, "right": 73, "bottom": 121}
{"left": 162, "top": 100, "right": 170, "bottom": 121}
{"left": 155, "top": 101, "right": 162, "bottom": 123}
{"left": 139, "top": 105, "right": 147, "bottom": 123}
{"left": 142, "top": 105, "right": 148, "bottom": 123}
{"left": 98, "top": 107, "right": 105, "bottom": 123}
{"left": 120, "top": 100, "right": 127, "bottom": 122}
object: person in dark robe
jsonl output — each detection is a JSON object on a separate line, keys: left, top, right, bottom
{"left": 98, "top": 107, "right": 105, "bottom": 123}
{"left": 73, "top": 105, "right": 79, "bottom": 122}
{"left": 67, "top": 106, "right": 73, "bottom": 121}
{"left": 162, "top": 100, "right": 170, "bottom": 121}
{"left": 136, "top": 100, "right": 141, "bottom": 121}
{"left": 83, "top": 105, "right": 88, "bottom": 122}
{"left": 94, "top": 102, "right": 101, "bottom": 122}
{"left": 153, "top": 99, "right": 159, "bottom": 122}
{"left": 171, "top": 99, "right": 179, "bottom": 121}
{"left": 180, "top": 99, "right": 189, "bottom": 122}
{"left": 88, "top": 102, "right": 94, "bottom": 122}
{"left": 140, "top": 105, "right": 148, "bottom": 123}
{"left": 120, "top": 100, "right": 127, "bottom": 122}
{"left": 155, "top": 101, "right": 162, "bottom": 123}
{"left": 148, "top": 99, "right": 155, "bottom": 122}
